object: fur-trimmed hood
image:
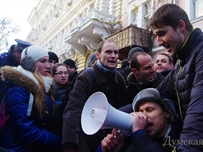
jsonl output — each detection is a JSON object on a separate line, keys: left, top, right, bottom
{"left": 1, "top": 66, "right": 38, "bottom": 94}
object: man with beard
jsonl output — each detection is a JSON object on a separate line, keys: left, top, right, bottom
{"left": 148, "top": 4, "right": 203, "bottom": 151}
{"left": 126, "top": 52, "right": 165, "bottom": 104}
{"left": 98, "top": 88, "right": 182, "bottom": 152}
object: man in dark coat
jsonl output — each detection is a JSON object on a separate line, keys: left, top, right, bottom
{"left": 98, "top": 88, "right": 182, "bottom": 152}
{"left": 63, "top": 59, "right": 78, "bottom": 83}
{"left": 126, "top": 52, "right": 165, "bottom": 104}
{"left": 0, "top": 39, "right": 32, "bottom": 67}
{"left": 0, "top": 39, "right": 32, "bottom": 102}
{"left": 62, "top": 40, "right": 127, "bottom": 152}
{"left": 117, "top": 47, "right": 145, "bottom": 84}
{"left": 148, "top": 4, "right": 203, "bottom": 151}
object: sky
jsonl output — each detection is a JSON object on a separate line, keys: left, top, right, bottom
{"left": 0, "top": 0, "right": 39, "bottom": 52}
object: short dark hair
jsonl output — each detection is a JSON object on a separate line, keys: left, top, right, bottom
{"left": 96, "top": 40, "right": 117, "bottom": 53}
{"left": 147, "top": 4, "right": 193, "bottom": 32}
{"left": 158, "top": 52, "right": 174, "bottom": 64}
{"left": 130, "top": 52, "right": 149, "bottom": 70}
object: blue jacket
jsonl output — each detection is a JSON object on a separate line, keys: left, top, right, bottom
{"left": 0, "top": 45, "right": 17, "bottom": 67}
{"left": 0, "top": 66, "right": 61, "bottom": 152}
{"left": 0, "top": 45, "right": 18, "bottom": 103}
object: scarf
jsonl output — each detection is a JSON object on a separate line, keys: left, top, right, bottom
{"left": 96, "top": 60, "right": 115, "bottom": 74}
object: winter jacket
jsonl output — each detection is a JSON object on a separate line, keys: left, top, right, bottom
{"left": 157, "top": 28, "right": 203, "bottom": 151}
{"left": 0, "top": 45, "right": 18, "bottom": 102}
{"left": 0, "top": 66, "right": 61, "bottom": 152}
{"left": 126, "top": 121, "right": 182, "bottom": 152}
{"left": 46, "top": 84, "right": 69, "bottom": 137}
{"left": 62, "top": 64, "right": 127, "bottom": 152}
{"left": 0, "top": 45, "right": 17, "bottom": 67}
{"left": 126, "top": 72, "right": 165, "bottom": 104}
{"left": 96, "top": 121, "right": 182, "bottom": 152}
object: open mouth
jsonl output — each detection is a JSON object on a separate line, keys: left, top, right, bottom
{"left": 108, "top": 61, "right": 116, "bottom": 64}
{"left": 146, "top": 122, "right": 153, "bottom": 131}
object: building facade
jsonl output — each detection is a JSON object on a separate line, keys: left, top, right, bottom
{"left": 26, "top": 0, "right": 203, "bottom": 70}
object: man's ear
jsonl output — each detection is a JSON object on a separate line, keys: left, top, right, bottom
{"left": 169, "top": 63, "right": 174, "bottom": 69}
{"left": 131, "top": 68, "right": 137, "bottom": 74}
{"left": 12, "top": 48, "right": 18, "bottom": 55}
{"left": 95, "top": 51, "right": 100, "bottom": 59}
{"left": 179, "top": 20, "right": 186, "bottom": 32}
{"left": 165, "top": 111, "right": 171, "bottom": 119}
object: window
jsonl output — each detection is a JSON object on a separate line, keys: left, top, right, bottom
{"left": 144, "top": 1, "right": 151, "bottom": 28}
{"left": 194, "top": 0, "right": 203, "bottom": 18}
{"left": 131, "top": 7, "right": 138, "bottom": 25}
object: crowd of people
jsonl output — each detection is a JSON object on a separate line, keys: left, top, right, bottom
{"left": 0, "top": 3, "right": 203, "bottom": 152}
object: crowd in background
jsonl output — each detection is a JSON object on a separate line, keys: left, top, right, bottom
{"left": 0, "top": 3, "right": 203, "bottom": 152}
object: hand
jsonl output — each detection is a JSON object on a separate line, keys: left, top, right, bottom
{"left": 131, "top": 112, "right": 147, "bottom": 133}
{"left": 101, "top": 129, "right": 124, "bottom": 152}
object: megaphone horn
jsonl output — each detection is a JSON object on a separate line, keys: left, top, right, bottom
{"left": 81, "top": 91, "right": 133, "bottom": 136}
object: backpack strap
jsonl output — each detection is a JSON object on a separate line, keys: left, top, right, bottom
{"left": 86, "top": 67, "right": 95, "bottom": 83}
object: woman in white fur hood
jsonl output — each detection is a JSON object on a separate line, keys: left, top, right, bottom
{"left": 0, "top": 46, "right": 61, "bottom": 152}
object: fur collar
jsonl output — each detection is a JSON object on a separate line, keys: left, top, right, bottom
{"left": 1, "top": 66, "right": 37, "bottom": 94}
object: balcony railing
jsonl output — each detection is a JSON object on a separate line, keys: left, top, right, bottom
{"left": 106, "top": 25, "right": 152, "bottom": 49}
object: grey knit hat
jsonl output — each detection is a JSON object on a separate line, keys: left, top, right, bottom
{"left": 20, "top": 46, "right": 48, "bottom": 72}
{"left": 132, "top": 88, "right": 179, "bottom": 122}
{"left": 21, "top": 46, "right": 48, "bottom": 62}
{"left": 127, "top": 47, "right": 144, "bottom": 61}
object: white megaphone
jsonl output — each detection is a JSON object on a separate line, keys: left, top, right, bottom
{"left": 81, "top": 91, "right": 133, "bottom": 136}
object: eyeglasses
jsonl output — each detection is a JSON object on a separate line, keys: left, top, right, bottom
{"left": 54, "top": 72, "right": 69, "bottom": 76}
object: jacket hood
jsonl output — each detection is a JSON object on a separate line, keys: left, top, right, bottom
{"left": 1, "top": 66, "right": 37, "bottom": 94}
{"left": 127, "top": 72, "right": 138, "bottom": 85}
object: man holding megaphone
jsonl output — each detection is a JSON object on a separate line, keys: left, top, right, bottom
{"left": 97, "top": 88, "right": 182, "bottom": 152}
{"left": 62, "top": 40, "right": 127, "bottom": 152}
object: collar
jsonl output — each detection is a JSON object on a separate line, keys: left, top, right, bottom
{"left": 93, "top": 64, "right": 119, "bottom": 84}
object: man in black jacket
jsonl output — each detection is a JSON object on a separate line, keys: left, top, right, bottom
{"left": 99, "top": 88, "right": 182, "bottom": 152}
{"left": 0, "top": 39, "right": 32, "bottom": 103}
{"left": 126, "top": 52, "right": 165, "bottom": 104}
{"left": 0, "top": 39, "right": 32, "bottom": 67}
{"left": 148, "top": 4, "right": 203, "bottom": 151}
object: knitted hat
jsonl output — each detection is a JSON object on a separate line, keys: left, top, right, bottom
{"left": 132, "top": 88, "right": 179, "bottom": 122}
{"left": 63, "top": 59, "right": 77, "bottom": 69}
{"left": 20, "top": 46, "right": 48, "bottom": 72}
{"left": 127, "top": 47, "right": 144, "bottom": 61}
{"left": 48, "top": 52, "right": 59, "bottom": 63}
{"left": 21, "top": 46, "right": 48, "bottom": 62}
{"left": 87, "top": 52, "right": 97, "bottom": 67}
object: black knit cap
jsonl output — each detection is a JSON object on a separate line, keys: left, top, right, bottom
{"left": 127, "top": 47, "right": 144, "bottom": 61}
{"left": 132, "top": 88, "right": 179, "bottom": 122}
{"left": 48, "top": 52, "right": 59, "bottom": 63}
{"left": 63, "top": 59, "right": 77, "bottom": 69}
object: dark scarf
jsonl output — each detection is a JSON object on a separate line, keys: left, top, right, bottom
{"left": 96, "top": 60, "right": 115, "bottom": 74}
{"left": 96, "top": 60, "right": 116, "bottom": 79}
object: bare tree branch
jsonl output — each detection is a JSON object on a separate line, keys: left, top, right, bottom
{"left": 0, "top": 17, "right": 20, "bottom": 51}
